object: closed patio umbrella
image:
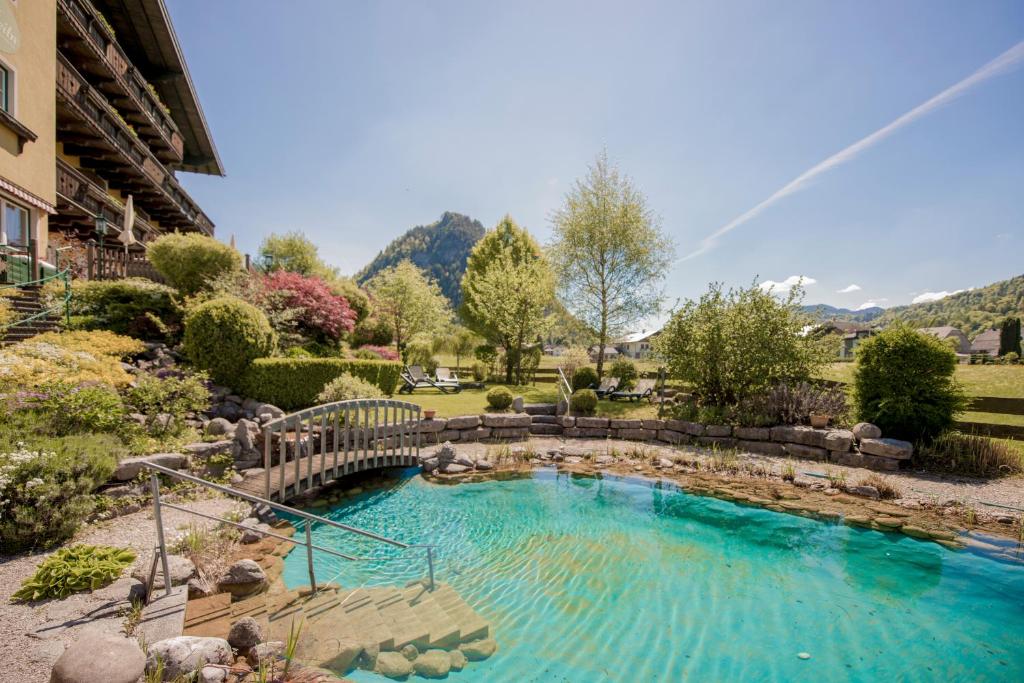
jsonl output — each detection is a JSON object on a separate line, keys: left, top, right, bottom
{"left": 119, "top": 195, "right": 137, "bottom": 250}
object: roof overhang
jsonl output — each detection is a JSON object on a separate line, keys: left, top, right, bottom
{"left": 96, "top": 0, "right": 224, "bottom": 176}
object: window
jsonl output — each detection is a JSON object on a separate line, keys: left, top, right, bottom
{"left": 0, "top": 64, "right": 9, "bottom": 113}
{"left": 2, "top": 200, "right": 30, "bottom": 246}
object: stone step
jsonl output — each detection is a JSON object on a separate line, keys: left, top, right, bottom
{"left": 524, "top": 403, "right": 557, "bottom": 415}
{"left": 430, "top": 583, "right": 490, "bottom": 642}
{"left": 368, "top": 586, "right": 430, "bottom": 650}
{"left": 337, "top": 587, "right": 396, "bottom": 650}
{"left": 401, "top": 584, "right": 461, "bottom": 648}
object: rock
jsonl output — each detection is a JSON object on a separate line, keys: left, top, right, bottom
{"left": 182, "top": 440, "right": 233, "bottom": 459}
{"left": 436, "top": 442, "right": 457, "bottom": 464}
{"left": 823, "top": 429, "right": 854, "bottom": 453}
{"left": 459, "top": 638, "right": 497, "bottom": 661}
{"left": 737, "top": 440, "right": 786, "bottom": 457}
{"left": 441, "top": 463, "right": 470, "bottom": 474}
{"left": 705, "top": 424, "right": 733, "bottom": 437}
{"left": 594, "top": 454, "right": 615, "bottom": 465}
{"left": 783, "top": 443, "right": 828, "bottom": 460}
{"left": 421, "top": 457, "right": 439, "bottom": 474}
{"left": 859, "top": 438, "right": 913, "bottom": 460}
{"left": 255, "top": 403, "right": 284, "bottom": 419}
{"left": 133, "top": 554, "right": 195, "bottom": 589}
{"left": 575, "top": 416, "right": 610, "bottom": 429}
{"left": 218, "top": 559, "right": 267, "bottom": 597}
{"left": 848, "top": 485, "right": 881, "bottom": 499}
{"left": 475, "top": 460, "right": 494, "bottom": 471}
{"left": 454, "top": 455, "right": 476, "bottom": 467}
{"left": 447, "top": 415, "right": 481, "bottom": 429}
{"left": 419, "top": 417, "right": 448, "bottom": 433}
{"left": 610, "top": 419, "right": 643, "bottom": 429}
{"left": 376, "top": 651, "right": 415, "bottom": 679}
{"left": 247, "top": 641, "right": 284, "bottom": 667}
{"left": 206, "top": 417, "right": 234, "bottom": 437}
{"left": 187, "top": 577, "right": 215, "bottom": 599}
{"left": 511, "top": 396, "right": 525, "bottom": 412}
{"left": 50, "top": 630, "right": 145, "bottom": 683}
{"left": 852, "top": 422, "right": 883, "bottom": 440}
{"left": 413, "top": 650, "right": 452, "bottom": 678}
{"left": 239, "top": 518, "right": 270, "bottom": 544}
{"left": 198, "top": 665, "right": 227, "bottom": 683}
{"left": 734, "top": 426, "right": 770, "bottom": 441}
{"left": 146, "top": 637, "right": 232, "bottom": 680}
{"left": 482, "top": 413, "right": 531, "bottom": 428}
{"left": 656, "top": 458, "right": 675, "bottom": 468}
{"left": 235, "top": 419, "right": 259, "bottom": 452}
{"left": 228, "top": 617, "right": 263, "bottom": 650}
{"left": 400, "top": 644, "right": 419, "bottom": 661}
{"left": 114, "top": 453, "right": 188, "bottom": 481}
{"left": 449, "top": 649, "right": 468, "bottom": 671}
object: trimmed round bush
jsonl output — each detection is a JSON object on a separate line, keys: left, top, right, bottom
{"left": 853, "top": 325, "right": 967, "bottom": 442}
{"left": 571, "top": 366, "right": 598, "bottom": 392}
{"left": 486, "top": 386, "right": 514, "bottom": 410}
{"left": 316, "top": 372, "right": 384, "bottom": 403}
{"left": 148, "top": 233, "right": 241, "bottom": 295}
{"left": 183, "top": 296, "right": 276, "bottom": 386}
{"left": 608, "top": 359, "right": 638, "bottom": 391}
{"left": 570, "top": 389, "right": 598, "bottom": 415}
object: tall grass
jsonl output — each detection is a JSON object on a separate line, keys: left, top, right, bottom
{"left": 917, "top": 432, "right": 1024, "bottom": 477}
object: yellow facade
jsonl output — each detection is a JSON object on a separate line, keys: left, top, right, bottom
{"left": 0, "top": 0, "right": 56, "bottom": 256}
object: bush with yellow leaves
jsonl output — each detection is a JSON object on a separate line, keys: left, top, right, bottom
{"left": 0, "top": 331, "right": 144, "bottom": 390}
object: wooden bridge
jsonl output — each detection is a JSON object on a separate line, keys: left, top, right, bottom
{"left": 236, "top": 399, "right": 423, "bottom": 502}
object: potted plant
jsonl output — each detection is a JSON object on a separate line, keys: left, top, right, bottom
{"left": 424, "top": 409, "right": 437, "bottom": 420}
{"left": 809, "top": 413, "right": 829, "bottom": 428}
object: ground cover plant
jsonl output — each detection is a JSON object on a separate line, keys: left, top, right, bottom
{"left": 12, "top": 544, "right": 136, "bottom": 601}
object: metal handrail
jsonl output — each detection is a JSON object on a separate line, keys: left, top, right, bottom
{"left": 0, "top": 260, "right": 72, "bottom": 331}
{"left": 144, "top": 462, "right": 437, "bottom": 600}
{"left": 557, "top": 367, "right": 573, "bottom": 412}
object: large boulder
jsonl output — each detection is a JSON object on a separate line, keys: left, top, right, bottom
{"left": 206, "top": 417, "right": 234, "bottom": 437}
{"left": 823, "top": 429, "right": 855, "bottom": 453}
{"left": 852, "top": 422, "right": 883, "bottom": 441}
{"left": 228, "top": 616, "right": 263, "bottom": 650}
{"left": 114, "top": 453, "right": 188, "bottom": 481}
{"left": 50, "top": 630, "right": 145, "bottom": 683}
{"left": 132, "top": 554, "right": 195, "bottom": 589}
{"left": 146, "top": 637, "right": 232, "bottom": 680}
{"left": 413, "top": 650, "right": 452, "bottom": 678}
{"left": 435, "top": 442, "right": 457, "bottom": 464}
{"left": 459, "top": 638, "right": 497, "bottom": 661}
{"left": 859, "top": 438, "right": 913, "bottom": 460}
{"left": 218, "top": 559, "right": 267, "bottom": 597}
{"left": 235, "top": 419, "right": 259, "bottom": 452}
{"left": 376, "top": 651, "right": 415, "bottom": 679}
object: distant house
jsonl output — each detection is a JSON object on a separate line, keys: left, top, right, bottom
{"left": 971, "top": 329, "right": 1001, "bottom": 355}
{"left": 615, "top": 330, "right": 660, "bottom": 359}
{"left": 918, "top": 326, "right": 971, "bottom": 354}
{"left": 589, "top": 346, "right": 620, "bottom": 362}
{"left": 840, "top": 330, "right": 875, "bottom": 360}
{"left": 814, "top": 320, "right": 874, "bottom": 359}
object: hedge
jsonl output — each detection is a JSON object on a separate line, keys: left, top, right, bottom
{"left": 241, "top": 357, "right": 403, "bottom": 410}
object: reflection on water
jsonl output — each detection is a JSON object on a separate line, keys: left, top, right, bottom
{"left": 283, "top": 470, "right": 1024, "bottom": 682}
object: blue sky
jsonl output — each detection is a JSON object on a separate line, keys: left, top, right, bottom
{"left": 170, "top": 0, "right": 1024, "bottom": 310}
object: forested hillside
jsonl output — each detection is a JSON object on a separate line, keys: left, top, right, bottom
{"left": 878, "top": 274, "right": 1024, "bottom": 337}
{"left": 355, "top": 212, "right": 485, "bottom": 306}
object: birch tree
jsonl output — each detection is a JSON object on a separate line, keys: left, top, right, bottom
{"left": 367, "top": 260, "right": 450, "bottom": 355}
{"left": 549, "top": 151, "right": 675, "bottom": 378}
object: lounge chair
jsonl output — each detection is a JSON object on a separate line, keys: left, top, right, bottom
{"left": 592, "top": 377, "right": 619, "bottom": 398}
{"left": 435, "top": 367, "right": 459, "bottom": 384}
{"left": 610, "top": 378, "right": 657, "bottom": 402}
{"left": 398, "top": 365, "right": 461, "bottom": 394}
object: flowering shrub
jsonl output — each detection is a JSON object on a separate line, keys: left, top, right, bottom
{"left": 0, "top": 440, "right": 118, "bottom": 551}
{"left": 0, "top": 333, "right": 140, "bottom": 390}
{"left": 354, "top": 345, "right": 400, "bottom": 361}
{"left": 262, "top": 271, "right": 357, "bottom": 341}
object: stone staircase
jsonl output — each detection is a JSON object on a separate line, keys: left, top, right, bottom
{"left": 0, "top": 287, "right": 62, "bottom": 346}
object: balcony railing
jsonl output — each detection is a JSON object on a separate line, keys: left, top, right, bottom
{"left": 57, "top": 55, "right": 213, "bottom": 235}
{"left": 86, "top": 241, "right": 165, "bottom": 283}
{"left": 57, "top": 0, "right": 184, "bottom": 164}
{"left": 56, "top": 158, "right": 158, "bottom": 237}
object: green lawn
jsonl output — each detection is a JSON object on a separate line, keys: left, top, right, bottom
{"left": 398, "top": 384, "right": 659, "bottom": 419}
{"left": 819, "top": 362, "right": 1024, "bottom": 398}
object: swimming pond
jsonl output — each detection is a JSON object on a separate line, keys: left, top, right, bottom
{"left": 282, "top": 470, "right": 1024, "bottom": 681}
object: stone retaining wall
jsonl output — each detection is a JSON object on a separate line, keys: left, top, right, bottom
{"left": 416, "top": 408, "right": 913, "bottom": 472}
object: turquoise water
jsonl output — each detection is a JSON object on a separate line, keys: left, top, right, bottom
{"left": 282, "top": 470, "right": 1024, "bottom": 682}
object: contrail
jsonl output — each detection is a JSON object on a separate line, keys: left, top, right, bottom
{"left": 680, "top": 40, "right": 1024, "bottom": 261}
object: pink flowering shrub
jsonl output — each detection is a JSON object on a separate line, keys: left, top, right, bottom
{"left": 261, "top": 271, "right": 357, "bottom": 341}
{"left": 354, "top": 345, "right": 400, "bottom": 361}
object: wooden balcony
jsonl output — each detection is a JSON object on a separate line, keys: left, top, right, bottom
{"left": 54, "top": 157, "right": 159, "bottom": 240}
{"left": 56, "top": 54, "right": 214, "bottom": 235}
{"left": 57, "top": 0, "right": 184, "bottom": 165}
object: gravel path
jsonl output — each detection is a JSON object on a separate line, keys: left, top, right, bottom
{"left": 0, "top": 495, "right": 240, "bottom": 683}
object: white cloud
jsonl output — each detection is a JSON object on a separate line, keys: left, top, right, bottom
{"left": 836, "top": 284, "right": 862, "bottom": 293}
{"left": 679, "top": 41, "right": 1024, "bottom": 261}
{"left": 856, "top": 301, "right": 882, "bottom": 310}
{"left": 912, "top": 289, "right": 966, "bottom": 304}
{"left": 758, "top": 275, "right": 817, "bottom": 293}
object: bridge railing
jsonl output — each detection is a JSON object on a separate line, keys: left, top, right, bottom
{"left": 261, "top": 398, "right": 423, "bottom": 501}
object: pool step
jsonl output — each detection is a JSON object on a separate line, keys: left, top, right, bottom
{"left": 368, "top": 586, "right": 431, "bottom": 650}
{"left": 402, "top": 583, "right": 462, "bottom": 648}
{"left": 430, "top": 582, "right": 491, "bottom": 642}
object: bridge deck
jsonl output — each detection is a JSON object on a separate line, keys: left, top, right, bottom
{"left": 235, "top": 450, "right": 419, "bottom": 502}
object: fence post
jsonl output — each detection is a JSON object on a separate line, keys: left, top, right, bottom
{"left": 28, "top": 238, "right": 38, "bottom": 281}
{"left": 305, "top": 520, "right": 317, "bottom": 595}
{"left": 86, "top": 240, "right": 96, "bottom": 280}
{"left": 426, "top": 546, "right": 435, "bottom": 592}
{"left": 150, "top": 474, "right": 173, "bottom": 597}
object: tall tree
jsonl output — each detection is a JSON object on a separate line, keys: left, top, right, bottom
{"left": 257, "top": 231, "right": 335, "bottom": 277}
{"left": 549, "top": 151, "right": 675, "bottom": 377}
{"left": 461, "top": 217, "right": 555, "bottom": 383}
{"left": 367, "top": 260, "right": 450, "bottom": 354}
{"left": 999, "top": 316, "right": 1022, "bottom": 357}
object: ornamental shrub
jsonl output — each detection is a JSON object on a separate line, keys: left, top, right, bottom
{"left": 12, "top": 545, "right": 136, "bottom": 601}
{"left": 69, "top": 278, "right": 180, "bottom": 341}
{"left": 354, "top": 345, "right": 400, "bottom": 361}
{"left": 486, "top": 386, "right": 514, "bottom": 410}
{"left": 853, "top": 325, "right": 968, "bottom": 442}
{"left": 183, "top": 296, "right": 276, "bottom": 386}
{"left": 608, "top": 359, "right": 638, "bottom": 391}
{"left": 570, "top": 388, "right": 598, "bottom": 415}
{"left": 0, "top": 331, "right": 143, "bottom": 390}
{"left": 0, "top": 438, "right": 120, "bottom": 551}
{"left": 315, "top": 372, "right": 385, "bottom": 403}
{"left": 262, "top": 271, "right": 357, "bottom": 341}
{"left": 38, "top": 382, "right": 127, "bottom": 436}
{"left": 123, "top": 371, "right": 211, "bottom": 437}
{"left": 571, "top": 366, "right": 599, "bottom": 392}
{"left": 28, "top": 330, "right": 146, "bottom": 358}
{"left": 352, "top": 316, "right": 394, "bottom": 347}
{"left": 405, "top": 334, "right": 438, "bottom": 374}
{"left": 241, "top": 357, "right": 403, "bottom": 409}
{"left": 148, "top": 232, "right": 241, "bottom": 295}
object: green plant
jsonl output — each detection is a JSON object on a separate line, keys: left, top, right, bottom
{"left": 0, "top": 438, "right": 120, "bottom": 551}
{"left": 608, "top": 360, "right": 639, "bottom": 391}
{"left": 471, "top": 362, "right": 487, "bottom": 382}
{"left": 824, "top": 467, "right": 846, "bottom": 489}
{"left": 183, "top": 296, "right": 276, "bottom": 385}
{"left": 148, "top": 233, "right": 241, "bottom": 295}
{"left": 405, "top": 333, "right": 438, "bottom": 374}
{"left": 486, "top": 386, "right": 514, "bottom": 410}
{"left": 571, "top": 366, "right": 599, "bottom": 392}
{"left": 916, "top": 431, "right": 1023, "bottom": 477}
{"left": 241, "top": 357, "right": 402, "bottom": 410}
{"left": 124, "top": 372, "right": 211, "bottom": 437}
{"left": 1002, "top": 351, "right": 1020, "bottom": 365}
{"left": 853, "top": 325, "right": 968, "bottom": 442}
{"left": 12, "top": 545, "right": 136, "bottom": 601}
{"left": 781, "top": 461, "right": 796, "bottom": 482}
{"left": 740, "top": 381, "right": 848, "bottom": 426}
{"left": 39, "top": 382, "right": 127, "bottom": 436}
{"left": 69, "top": 278, "right": 181, "bottom": 341}
{"left": 316, "top": 372, "right": 385, "bottom": 403}
{"left": 570, "top": 388, "right": 598, "bottom": 415}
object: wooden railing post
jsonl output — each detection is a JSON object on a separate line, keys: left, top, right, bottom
{"left": 86, "top": 240, "right": 96, "bottom": 280}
